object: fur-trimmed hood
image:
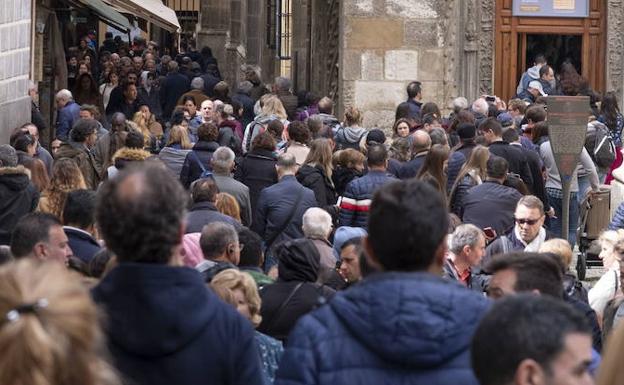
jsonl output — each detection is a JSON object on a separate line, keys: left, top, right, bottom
{"left": 112, "top": 147, "right": 152, "bottom": 162}
{"left": 0, "top": 166, "right": 31, "bottom": 191}
{"left": 112, "top": 147, "right": 152, "bottom": 171}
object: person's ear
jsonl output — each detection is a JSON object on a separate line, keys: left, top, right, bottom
{"left": 33, "top": 242, "right": 47, "bottom": 259}
{"left": 462, "top": 244, "right": 472, "bottom": 256}
{"left": 363, "top": 236, "right": 383, "bottom": 272}
{"left": 515, "top": 358, "right": 546, "bottom": 385}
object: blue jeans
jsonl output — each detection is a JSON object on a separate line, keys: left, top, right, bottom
{"left": 547, "top": 188, "right": 579, "bottom": 247}
{"left": 577, "top": 175, "right": 591, "bottom": 206}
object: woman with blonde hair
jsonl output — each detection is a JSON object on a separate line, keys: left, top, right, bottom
{"left": 158, "top": 125, "right": 193, "bottom": 177}
{"left": 38, "top": 158, "right": 87, "bottom": 219}
{"left": 131, "top": 110, "right": 158, "bottom": 153}
{"left": 215, "top": 192, "right": 242, "bottom": 223}
{"left": 211, "top": 269, "right": 283, "bottom": 384}
{"left": 335, "top": 106, "right": 367, "bottom": 151}
{"left": 588, "top": 230, "right": 624, "bottom": 318}
{"left": 296, "top": 138, "right": 338, "bottom": 218}
{"left": 260, "top": 94, "right": 288, "bottom": 122}
{"left": 449, "top": 145, "right": 489, "bottom": 217}
{"left": 0, "top": 259, "right": 120, "bottom": 385}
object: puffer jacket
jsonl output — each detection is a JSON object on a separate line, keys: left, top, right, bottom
{"left": 106, "top": 147, "right": 152, "bottom": 180}
{"left": 258, "top": 238, "right": 335, "bottom": 342}
{"left": 0, "top": 166, "right": 39, "bottom": 245}
{"left": 338, "top": 170, "right": 395, "bottom": 229}
{"left": 275, "top": 272, "right": 490, "bottom": 385}
{"left": 158, "top": 145, "right": 191, "bottom": 178}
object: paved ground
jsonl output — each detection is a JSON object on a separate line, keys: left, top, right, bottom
{"left": 571, "top": 250, "right": 604, "bottom": 288}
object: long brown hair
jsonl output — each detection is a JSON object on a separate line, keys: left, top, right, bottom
{"left": 40, "top": 158, "right": 86, "bottom": 219}
{"left": 417, "top": 144, "right": 449, "bottom": 195}
{"left": 0, "top": 259, "right": 120, "bottom": 385}
{"left": 303, "top": 138, "right": 334, "bottom": 180}
{"left": 22, "top": 158, "right": 49, "bottom": 193}
{"left": 449, "top": 145, "right": 489, "bottom": 203}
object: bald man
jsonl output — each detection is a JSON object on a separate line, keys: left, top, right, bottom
{"left": 398, "top": 130, "right": 432, "bottom": 179}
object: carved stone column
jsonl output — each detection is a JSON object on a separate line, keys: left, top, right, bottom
{"left": 607, "top": 0, "right": 624, "bottom": 106}
{"left": 478, "top": 0, "right": 495, "bottom": 96}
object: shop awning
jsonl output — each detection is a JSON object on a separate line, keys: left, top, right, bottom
{"left": 77, "top": 0, "right": 131, "bottom": 33}
{"left": 104, "top": 0, "right": 180, "bottom": 33}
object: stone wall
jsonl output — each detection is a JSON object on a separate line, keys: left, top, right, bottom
{"left": 0, "top": 0, "right": 31, "bottom": 144}
{"left": 340, "top": 0, "right": 452, "bottom": 130}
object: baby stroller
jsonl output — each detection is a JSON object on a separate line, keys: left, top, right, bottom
{"left": 576, "top": 186, "right": 611, "bottom": 280}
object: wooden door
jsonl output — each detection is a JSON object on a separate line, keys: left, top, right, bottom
{"left": 494, "top": 0, "right": 606, "bottom": 102}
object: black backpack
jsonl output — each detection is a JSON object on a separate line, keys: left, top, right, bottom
{"left": 586, "top": 122, "right": 616, "bottom": 169}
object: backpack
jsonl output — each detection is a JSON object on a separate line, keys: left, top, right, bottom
{"left": 586, "top": 122, "right": 616, "bottom": 169}
{"left": 191, "top": 151, "right": 213, "bottom": 179}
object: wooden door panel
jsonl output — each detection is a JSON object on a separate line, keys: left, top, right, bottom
{"left": 494, "top": 0, "right": 606, "bottom": 101}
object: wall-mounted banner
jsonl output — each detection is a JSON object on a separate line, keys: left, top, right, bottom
{"left": 513, "top": 0, "right": 589, "bottom": 17}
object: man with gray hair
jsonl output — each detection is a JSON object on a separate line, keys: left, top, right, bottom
{"left": 211, "top": 147, "right": 252, "bottom": 226}
{"left": 398, "top": 130, "right": 431, "bottom": 179}
{"left": 273, "top": 76, "right": 298, "bottom": 120}
{"left": 252, "top": 153, "right": 317, "bottom": 268}
{"left": 177, "top": 77, "right": 208, "bottom": 107}
{"left": 0, "top": 145, "right": 39, "bottom": 245}
{"left": 197, "top": 221, "right": 240, "bottom": 282}
{"left": 55, "top": 89, "right": 80, "bottom": 142}
{"left": 302, "top": 207, "right": 336, "bottom": 268}
{"left": 443, "top": 224, "right": 487, "bottom": 292}
{"left": 452, "top": 97, "right": 469, "bottom": 115}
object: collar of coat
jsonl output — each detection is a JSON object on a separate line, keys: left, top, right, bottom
{"left": 0, "top": 165, "right": 30, "bottom": 177}
{"left": 112, "top": 147, "right": 152, "bottom": 162}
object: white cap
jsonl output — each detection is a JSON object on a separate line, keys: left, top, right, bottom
{"left": 528, "top": 80, "right": 547, "bottom": 97}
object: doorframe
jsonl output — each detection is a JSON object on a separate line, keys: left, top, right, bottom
{"left": 494, "top": 0, "right": 606, "bottom": 101}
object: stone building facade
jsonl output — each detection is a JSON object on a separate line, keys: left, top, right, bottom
{"left": 195, "top": 0, "right": 624, "bottom": 130}
{"left": 0, "top": 0, "right": 32, "bottom": 143}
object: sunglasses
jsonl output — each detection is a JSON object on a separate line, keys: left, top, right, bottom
{"left": 515, "top": 217, "right": 542, "bottom": 225}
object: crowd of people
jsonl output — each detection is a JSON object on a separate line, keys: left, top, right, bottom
{"left": 3, "top": 35, "right": 624, "bottom": 384}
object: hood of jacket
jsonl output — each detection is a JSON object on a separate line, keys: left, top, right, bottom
{"left": 329, "top": 272, "right": 490, "bottom": 367}
{"left": 112, "top": 147, "right": 152, "bottom": 162}
{"left": 0, "top": 166, "right": 31, "bottom": 191}
{"left": 296, "top": 164, "right": 326, "bottom": 184}
{"left": 341, "top": 126, "right": 367, "bottom": 144}
{"left": 92, "top": 263, "right": 218, "bottom": 357}
{"left": 55, "top": 141, "right": 85, "bottom": 159}
{"left": 317, "top": 113, "right": 340, "bottom": 126}
{"left": 276, "top": 238, "right": 320, "bottom": 282}
{"left": 527, "top": 65, "right": 541, "bottom": 81}
{"left": 193, "top": 140, "right": 220, "bottom": 152}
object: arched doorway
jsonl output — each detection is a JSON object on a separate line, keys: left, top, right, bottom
{"left": 494, "top": 0, "right": 606, "bottom": 101}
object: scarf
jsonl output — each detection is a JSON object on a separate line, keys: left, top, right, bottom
{"left": 516, "top": 226, "right": 546, "bottom": 252}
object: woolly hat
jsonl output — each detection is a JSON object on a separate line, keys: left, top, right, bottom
{"left": 0, "top": 145, "right": 18, "bottom": 167}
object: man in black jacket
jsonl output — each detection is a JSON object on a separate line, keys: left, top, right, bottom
{"left": 398, "top": 130, "right": 430, "bottom": 179}
{"left": 92, "top": 163, "right": 265, "bottom": 385}
{"left": 462, "top": 156, "right": 523, "bottom": 236}
{"left": 160, "top": 61, "right": 190, "bottom": 120}
{"left": 480, "top": 118, "right": 533, "bottom": 188}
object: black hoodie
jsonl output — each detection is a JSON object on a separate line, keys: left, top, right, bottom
{"left": 258, "top": 239, "right": 335, "bottom": 341}
{"left": 0, "top": 166, "right": 39, "bottom": 245}
{"left": 92, "top": 263, "right": 266, "bottom": 385}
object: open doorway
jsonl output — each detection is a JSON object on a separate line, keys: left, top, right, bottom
{"left": 521, "top": 34, "right": 582, "bottom": 78}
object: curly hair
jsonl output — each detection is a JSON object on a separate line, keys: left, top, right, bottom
{"left": 96, "top": 163, "right": 188, "bottom": 263}
{"left": 40, "top": 158, "right": 87, "bottom": 219}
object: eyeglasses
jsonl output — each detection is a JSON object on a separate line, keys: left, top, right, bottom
{"left": 515, "top": 217, "right": 542, "bottom": 225}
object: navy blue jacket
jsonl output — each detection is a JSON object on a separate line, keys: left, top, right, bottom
{"left": 398, "top": 153, "right": 426, "bottom": 180}
{"left": 185, "top": 201, "right": 242, "bottom": 234}
{"left": 610, "top": 201, "right": 624, "bottom": 230}
{"left": 338, "top": 170, "right": 395, "bottom": 229}
{"left": 160, "top": 72, "right": 191, "bottom": 119}
{"left": 179, "top": 141, "right": 219, "bottom": 188}
{"left": 252, "top": 175, "right": 317, "bottom": 247}
{"left": 64, "top": 227, "right": 101, "bottom": 264}
{"left": 92, "top": 264, "right": 266, "bottom": 385}
{"left": 275, "top": 272, "right": 490, "bottom": 385}
{"left": 461, "top": 181, "right": 523, "bottom": 236}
